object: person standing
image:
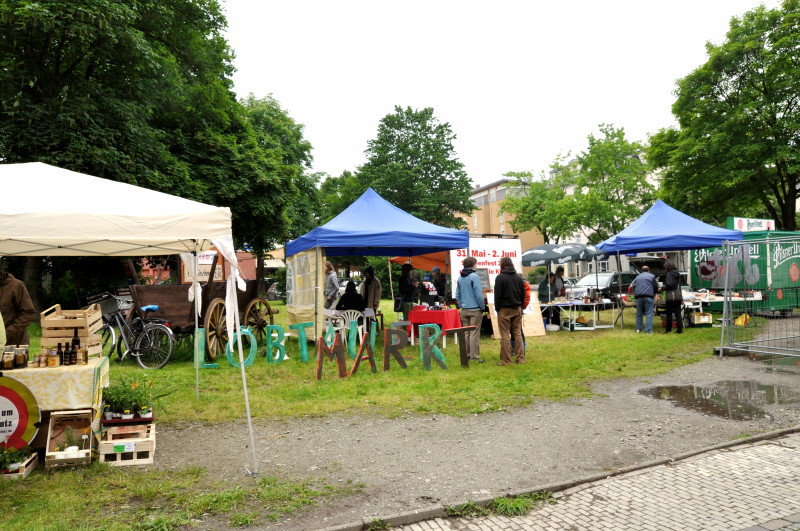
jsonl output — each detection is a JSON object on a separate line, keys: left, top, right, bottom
{"left": 661, "top": 260, "right": 684, "bottom": 334}
{"left": 493, "top": 256, "right": 525, "bottom": 365}
{"left": 324, "top": 261, "right": 339, "bottom": 309}
{"left": 0, "top": 270, "right": 36, "bottom": 346}
{"left": 538, "top": 272, "right": 560, "bottom": 326}
{"left": 431, "top": 266, "right": 446, "bottom": 299}
{"left": 398, "top": 263, "right": 418, "bottom": 320}
{"left": 0, "top": 311, "right": 6, "bottom": 350}
{"left": 554, "top": 265, "right": 567, "bottom": 297}
{"left": 359, "top": 266, "right": 382, "bottom": 312}
{"left": 632, "top": 265, "right": 659, "bottom": 334}
{"left": 455, "top": 256, "right": 485, "bottom": 363}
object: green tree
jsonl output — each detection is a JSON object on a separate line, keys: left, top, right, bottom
{"left": 647, "top": 1, "right": 800, "bottom": 229}
{"left": 500, "top": 170, "right": 569, "bottom": 243}
{"left": 565, "top": 125, "right": 655, "bottom": 243}
{"left": 504, "top": 125, "right": 654, "bottom": 245}
{"left": 0, "top": 1, "right": 299, "bottom": 304}
{"left": 355, "top": 106, "right": 474, "bottom": 228}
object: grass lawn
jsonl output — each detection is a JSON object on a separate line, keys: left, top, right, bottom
{"left": 1, "top": 299, "right": 721, "bottom": 529}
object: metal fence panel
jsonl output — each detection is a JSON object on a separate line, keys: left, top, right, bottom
{"left": 720, "top": 236, "right": 800, "bottom": 358}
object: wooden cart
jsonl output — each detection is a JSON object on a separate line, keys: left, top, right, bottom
{"left": 128, "top": 255, "right": 277, "bottom": 360}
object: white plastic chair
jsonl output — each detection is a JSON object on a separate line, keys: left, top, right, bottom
{"left": 338, "top": 309, "right": 366, "bottom": 344}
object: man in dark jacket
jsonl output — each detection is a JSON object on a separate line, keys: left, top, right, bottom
{"left": 0, "top": 271, "right": 36, "bottom": 346}
{"left": 632, "top": 266, "right": 659, "bottom": 334}
{"left": 493, "top": 256, "right": 525, "bottom": 365}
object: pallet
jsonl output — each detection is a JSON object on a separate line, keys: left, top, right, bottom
{"left": 45, "top": 409, "right": 93, "bottom": 468}
{"left": 0, "top": 453, "right": 38, "bottom": 480}
{"left": 41, "top": 304, "right": 102, "bottom": 337}
{"left": 98, "top": 423, "right": 156, "bottom": 466}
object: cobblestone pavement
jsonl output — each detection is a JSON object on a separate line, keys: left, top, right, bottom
{"left": 397, "top": 432, "right": 800, "bottom": 531}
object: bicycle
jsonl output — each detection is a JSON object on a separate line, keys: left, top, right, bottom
{"left": 97, "top": 292, "right": 176, "bottom": 369}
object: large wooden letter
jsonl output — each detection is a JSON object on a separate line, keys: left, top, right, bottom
{"left": 383, "top": 328, "right": 409, "bottom": 370}
{"left": 350, "top": 330, "right": 377, "bottom": 375}
{"left": 419, "top": 325, "right": 447, "bottom": 371}
{"left": 316, "top": 332, "right": 348, "bottom": 380}
{"left": 447, "top": 326, "right": 475, "bottom": 367}
{"left": 265, "top": 325, "right": 286, "bottom": 363}
{"left": 289, "top": 322, "right": 313, "bottom": 362}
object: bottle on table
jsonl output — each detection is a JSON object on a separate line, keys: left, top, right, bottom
{"left": 56, "top": 343, "right": 64, "bottom": 366}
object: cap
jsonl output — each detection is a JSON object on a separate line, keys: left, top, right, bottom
{"left": 432, "top": 267, "right": 440, "bottom": 273}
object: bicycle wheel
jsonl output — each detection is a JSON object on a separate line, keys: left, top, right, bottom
{"left": 134, "top": 324, "right": 175, "bottom": 369}
{"left": 99, "top": 324, "right": 117, "bottom": 358}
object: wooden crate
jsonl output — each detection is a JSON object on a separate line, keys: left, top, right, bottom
{"left": 41, "top": 304, "right": 102, "bottom": 338}
{"left": 0, "top": 453, "right": 38, "bottom": 480}
{"left": 98, "top": 423, "right": 156, "bottom": 466}
{"left": 45, "top": 410, "right": 93, "bottom": 468}
{"left": 40, "top": 334, "right": 102, "bottom": 356}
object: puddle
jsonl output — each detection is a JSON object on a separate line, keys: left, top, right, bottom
{"left": 638, "top": 380, "right": 800, "bottom": 421}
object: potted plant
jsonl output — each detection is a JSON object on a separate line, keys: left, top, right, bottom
{"left": 0, "top": 444, "right": 33, "bottom": 473}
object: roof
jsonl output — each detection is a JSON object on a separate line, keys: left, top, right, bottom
{"left": 596, "top": 200, "right": 743, "bottom": 254}
{"left": 285, "top": 188, "right": 469, "bottom": 257}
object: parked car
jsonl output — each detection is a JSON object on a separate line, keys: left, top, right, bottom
{"left": 338, "top": 278, "right": 362, "bottom": 297}
{"left": 566, "top": 272, "right": 636, "bottom": 306}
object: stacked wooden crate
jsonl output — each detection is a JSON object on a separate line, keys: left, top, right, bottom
{"left": 40, "top": 304, "right": 103, "bottom": 356}
{"left": 98, "top": 423, "right": 156, "bottom": 466}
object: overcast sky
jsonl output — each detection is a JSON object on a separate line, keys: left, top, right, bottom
{"left": 224, "top": 0, "right": 780, "bottom": 187}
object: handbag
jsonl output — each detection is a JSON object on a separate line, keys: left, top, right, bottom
{"left": 666, "top": 288, "right": 681, "bottom": 302}
{"left": 393, "top": 297, "right": 404, "bottom": 312}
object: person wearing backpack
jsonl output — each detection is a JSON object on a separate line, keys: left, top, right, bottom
{"left": 456, "top": 256, "right": 486, "bottom": 363}
{"left": 661, "top": 260, "right": 684, "bottom": 334}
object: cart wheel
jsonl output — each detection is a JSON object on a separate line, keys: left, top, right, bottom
{"left": 244, "top": 298, "right": 273, "bottom": 355}
{"left": 204, "top": 298, "right": 228, "bottom": 360}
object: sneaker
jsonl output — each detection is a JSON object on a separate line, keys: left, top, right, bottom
{"left": 636, "top": 330, "right": 641, "bottom": 333}
{"left": 472, "top": 358, "right": 485, "bottom": 364}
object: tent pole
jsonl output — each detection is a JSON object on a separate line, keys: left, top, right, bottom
{"left": 194, "top": 250, "right": 200, "bottom": 400}
{"left": 615, "top": 252, "right": 624, "bottom": 329}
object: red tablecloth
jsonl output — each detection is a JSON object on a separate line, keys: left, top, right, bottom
{"left": 407, "top": 308, "right": 462, "bottom": 333}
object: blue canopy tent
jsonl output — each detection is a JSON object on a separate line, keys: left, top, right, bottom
{"left": 596, "top": 200, "right": 742, "bottom": 328}
{"left": 286, "top": 187, "right": 469, "bottom": 257}
{"left": 284, "top": 188, "right": 469, "bottom": 331}
{"left": 596, "top": 200, "right": 743, "bottom": 254}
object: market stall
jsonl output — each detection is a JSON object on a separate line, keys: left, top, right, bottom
{"left": 596, "top": 200, "right": 743, "bottom": 328}
{"left": 0, "top": 162, "right": 259, "bottom": 472}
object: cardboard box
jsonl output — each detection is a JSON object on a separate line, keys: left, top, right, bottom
{"left": 691, "top": 313, "right": 713, "bottom": 325}
{"left": 45, "top": 409, "right": 93, "bottom": 468}
{"left": 98, "top": 423, "right": 156, "bottom": 466}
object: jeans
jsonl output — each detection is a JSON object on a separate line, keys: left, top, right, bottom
{"left": 636, "top": 297, "right": 654, "bottom": 333}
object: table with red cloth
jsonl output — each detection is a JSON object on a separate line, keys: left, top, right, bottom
{"left": 407, "top": 308, "right": 462, "bottom": 347}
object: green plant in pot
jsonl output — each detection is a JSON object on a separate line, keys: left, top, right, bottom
{"left": 1, "top": 442, "right": 33, "bottom": 472}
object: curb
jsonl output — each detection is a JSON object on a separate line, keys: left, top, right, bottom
{"left": 321, "top": 425, "right": 800, "bottom": 531}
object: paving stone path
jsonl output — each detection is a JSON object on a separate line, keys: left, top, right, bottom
{"left": 397, "top": 432, "right": 800, "bottom": 531}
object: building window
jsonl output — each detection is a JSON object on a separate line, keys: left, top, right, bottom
{"left": 499, "top": 212, "right": 505, "bottom": 223}
{"left": 472, "top": 214, "right": 477, "bottom": 230}
{"left": 490, "top": 189, "right": 496, "bottom": 202}
{"left": 474, "top": 194, "right": 487, "bottom": 207}
{"left": 598, "top": 260, "right": 610, "bottom": 272}
{"left": 500, "top": 224, "right": 505, "bottom": 234}
{"left": 496, "top": 188, "right": 506, "bottom": 201}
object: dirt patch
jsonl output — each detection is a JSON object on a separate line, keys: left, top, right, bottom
{"left": 155, "top": 356, "right": 800, "bottom": 530}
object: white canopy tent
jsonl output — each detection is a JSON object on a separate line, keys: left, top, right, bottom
{"left": 0, "top": 162, "right": 259, "bottom": 473}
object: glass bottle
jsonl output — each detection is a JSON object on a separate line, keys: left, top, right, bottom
{"left": 57, "top": 343, "right": 63, "bottom": 366}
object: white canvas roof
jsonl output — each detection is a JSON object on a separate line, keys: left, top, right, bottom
{"left": 0, "top": 162, "right": 233, "bottom": 256}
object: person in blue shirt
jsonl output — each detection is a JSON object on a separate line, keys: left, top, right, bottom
{"left": 632, "top": 266, "right": 659, "bottom": 334}
{"left": 455, "top": 256, "right": 486, "bottom": 363}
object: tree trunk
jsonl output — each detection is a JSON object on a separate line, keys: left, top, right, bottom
{"left": 23, "top": 256, "right": 43, "bottom": 322}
